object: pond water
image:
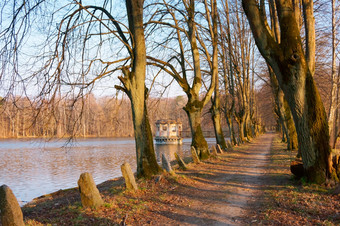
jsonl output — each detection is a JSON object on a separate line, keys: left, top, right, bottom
{"left": 0, "top": 137, "right": 217, "bottom": 205}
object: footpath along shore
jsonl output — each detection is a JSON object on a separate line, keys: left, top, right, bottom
{"left": 3, "top": 133, "right": 339, "bottom": 225}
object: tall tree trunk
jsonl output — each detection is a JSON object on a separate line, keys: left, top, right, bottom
{"left": 284, "top": 99, "right": 298, "bottom": 151}
{"left": 116, "top": 0, "right": 161, "bottom": 178}
{"left": 328, "top": 0, "right": 339, "bottom": 149}
{"left": 235, "top": 114, "right": 245, "bottom": 143}
{"left": 269, "top": 66, "right": 290, "bottom": 147}
{"left": 208, "top": 0, "right": 227, "bottom": 150}
{"left": 184, "top": 101, "right": 209, "bottom": 160}
{"left": 243, "top": 0, "right": 334, "bottom": 183}
{"left": 211, "top": 99, "right": 227, "bottom": 149}
{"left": 225, "top": 111, "right": 236, "bottom": 145}
{"left": 130, "top": 90, "right": 161, "bottom": 178}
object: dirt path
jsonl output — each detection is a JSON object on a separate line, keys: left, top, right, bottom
{"left": 159, "top": 133, "right": 275, "bottom": 225}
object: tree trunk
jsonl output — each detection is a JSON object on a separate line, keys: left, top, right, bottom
{"left": 225, "top": 111, "right": 236, "bottom": 145}
{"left": 130, "top": 92, "right": 161, "bottom": 178}
{"left": 284, "top": 99, "right": 298, "bottom": 151}
{"left": 211, "top": 103, "right": 227, "bottom": 149}
{"left": 117, "top": 0, "right": 161, "bottom": 178}
{"left": 209, "top": 0, "right": 226, "bottom": 150}
{"left": 184, "top": 102, "right": 209, "bottom": 160}
{"left": 269, "top": 67, "right": 290, "bottom": 147}
{"left": 242, "top": 0, "right": 333, "bottom": 183}
{"left": 328, "top": 0, "right": 339, "bottom": 149}
{"left": 236, "top": 115, "right": 245, "bottom": 143}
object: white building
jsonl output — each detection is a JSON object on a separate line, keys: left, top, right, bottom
{"left": 155, "top": 119, "right": 182, "bottom": 144}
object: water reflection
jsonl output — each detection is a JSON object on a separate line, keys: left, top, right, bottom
{"left": 0, "top": 137, "right": 217, "bottom": 204}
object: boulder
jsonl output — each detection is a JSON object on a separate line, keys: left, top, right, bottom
{"left": 162, "top": 154, "right": 174, "bottom": 175}
{"left": 290, "top": 160, "right": 304, "bottom": 178}
{"left": 0, "top": 185, "right": 24, "bottom": 226}
{"left": 174, "top": 152, "right": 187, "bottom": 170}
{"left": 78, "top": 172, "right": 104, "bottom": 208}
{"left": 216, "top": 144, "right": 224, "bottom": 154}
{"left": 191, "top": 146, "right": 201, "bottom": 163}
{"left": 121, "top": 162, "right": 138, "bottom": 191}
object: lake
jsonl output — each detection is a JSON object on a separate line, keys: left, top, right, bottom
{"left": 0, "top": 137, "right": 217, "bottom": 205}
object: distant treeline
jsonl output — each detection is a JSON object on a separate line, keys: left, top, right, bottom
{"left": 0, "top": 94, "right": 237, "bottom": 139}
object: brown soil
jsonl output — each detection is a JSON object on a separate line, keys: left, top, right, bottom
{"left": 2, "top": 133, "right": 339, "bottom": 225}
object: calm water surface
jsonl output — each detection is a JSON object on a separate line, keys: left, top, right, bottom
{"left": 0, "top": 137, "right": 217, "bottom": 205}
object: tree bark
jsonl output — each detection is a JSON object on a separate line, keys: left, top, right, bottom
{"left": 208, "top": 0, "right": 227, "bottom": 149}
{"left": 211, "top": 98, "right": 227, "bottom": 149}
{"left": 242, "top": 0, "right": 333, "bottom": 183}
{"left": 184, "top": 101, "right": 209, "bottom": 160}
{"left": 284, "top": 99, "right": 298, "bottom": 151}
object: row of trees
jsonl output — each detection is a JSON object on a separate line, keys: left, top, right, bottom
{"left": 0, "top": 0, "right": 339, "bottom": 183}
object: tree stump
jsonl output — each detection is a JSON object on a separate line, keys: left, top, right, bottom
{"left": 0, "top": 185, "right": 24, "bottom": 226}
{"left": 78, "top": 172, "right": 104, "bottom": 208}
{"left": 174, "top": 152, "right": 187, "bottom": 170}
{"left": 191, "top": 146, "right": 201, "bottom": 163}
{"left": 121, "top": 162, "right": 138, "bottom": 191}
{"left": 211, "top": 145, "right": 218, "bottom": 156}
{"left": 216, "top": 144, "right": 224, "bottom": 154}
{"left": 290, "top": 160, "right": 305, "bottom": 178}
{"left": 162, "top": 154, "right": 175, "bottom": 175}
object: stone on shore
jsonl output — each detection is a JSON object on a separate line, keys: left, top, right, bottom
{"left": 0, "top": 184, "right": 24, "bottom": 226}
{"left": 191, "top": 146, "right": 201, "bottom": 163}
{"left": 175, "top": 152, "right": 187, "bottom": 170}
{"left": 121, "top": 162, "right": 138, "bottom": 191}
{"left": 78, "top": 172, "right": 104, "bottom": 208}
{"left": 162, "top": 154, "right": 175, "bottom": 175}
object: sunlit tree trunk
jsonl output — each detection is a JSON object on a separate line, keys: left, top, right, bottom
{"left": 328, "top": 0, "right": 339, "bottom": 149}
{"left": 206, "top": 0, "right": 227, "bottom": 149}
